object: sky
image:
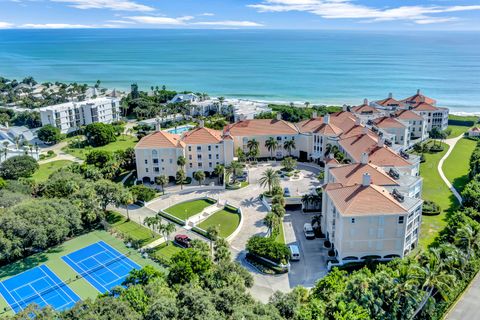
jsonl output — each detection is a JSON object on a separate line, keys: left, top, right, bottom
{"left": 1, "top": 0, "right": 480, "bottom": 30}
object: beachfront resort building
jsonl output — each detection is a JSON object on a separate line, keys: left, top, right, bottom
{"left": 39, "top": 97, "right": 121, "bottom": 133}
{"left": 135, "top": 122, "right": 234, "bottom": 182}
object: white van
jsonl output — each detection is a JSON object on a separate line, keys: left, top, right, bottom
{"left": 303, "top": 223, "right": 315, "bottom": 239}
{"left": 289, "top": 245, "right": 300, "bottom": 261}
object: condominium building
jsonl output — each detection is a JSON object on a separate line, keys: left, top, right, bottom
{"left": 39, "top": 98, "right": 121, "bottom": 133}
{"left": 322, "top": 173, "right": 423, "bottom": 265}
{"left": 393, "top": 109, "right": 428, "bottom": 143}
{"left": 402, "top": 90, "right": 448, "bottom": 131}
{"left": 135, "top": 124, "right": 234, "bottom": 182}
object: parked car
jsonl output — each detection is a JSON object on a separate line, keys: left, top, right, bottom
{"left": 289, "top": 244, "right": 300, "bottom": 261}
{"left": 174, "top": 234, "right": 191, "bottom": 248}
{"left": 303, "top": 223, "right": 315, "bottom": 240}
{"left": 284, "top": 187, "right": 291, "bottom": 197}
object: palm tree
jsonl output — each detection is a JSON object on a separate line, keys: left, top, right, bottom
{"left": 155, "top": 175, "right": 168, "bottom": 195}
{"left": 225, "top": 161, "right": 243, "bottom": 185}
{"left": 304, "top": 101, "right": 310, "bottom": 108}
{"left": 177, "top": 155, "right": 186, "bottom": 170}
{"left": 206, "top": 225, "right": 220, "bottom": 257}
{"left": 302, "top": 194, "right": 311, "bottom": 211}
{"left": 159, "top": 222, "right": 176, "bottom": 245}
{"left": 214, "top": 164, "right": 224, "bottom": 185}
{"left": 120, "top": 191, "right": 136, "bottom": 221}
{"left": 144, "top": 216, "right": 158, "bottom": 238}
{"left": 214, "top": 238, "right": 231, "bottom": 263}
{"left": 176, "top": 170, "right": 186, "bottom": 190}
{"left": 283, "top": 140, "right": 296, "bottom": 157}
{"left": 455, "top": 225, "right": 480, "bottom": 260}
{"left": 259, "top": 168, "right": 279, "bottom": 195}
{"left": 246, "top": 139, "right": 259, "bottom": 162}
{"left": 265, "top": 137, "right": 279, "bottom": 159}
{"left": 410, "top": 249, "right": 455, "bottom": 319}
{"left": 218, "top": 96, "right": 225, "bottom": 113}
{"left": 193, "top": 171, "right": 205, "bottom": 185}
{"left": 271, "top": 203, "right": 286, "bottom": 219}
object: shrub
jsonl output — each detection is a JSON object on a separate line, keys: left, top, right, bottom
{"left": 84, "top": 123, "right": 116, "bottom": 147}
{"left": 130, "top": 185, "right": 156, "bottom": 203}
{"left": 0, "top": 155, "right": 39, "bottom": 180}
{"left": 422, "top": 200, "right": 441, "bottom": 216}
{"left": 37, "top": 124, "right": 62, "bottom": 144}
{"left": 246, "top": 236, "right": 289, "bottom": 264}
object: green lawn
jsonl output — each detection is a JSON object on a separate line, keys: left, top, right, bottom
{"left": 150, "top": 241, "right": 183, "bottom": 261}
{"left": 443, "top": 138, "right": 477, "bottom": 192}
{"left": 419, "top": 142, "right": 459, "bottom": 248}
{"left": 63, "top": 135, "right": 138, "bottom": 160}
{"left": 32, "top": 160, "right": 73, "bottom": 182}
{"left": 106, "top": 211, "right": 161, "bottom": 247}
{"left": 0, "top": 230, "right": 160, "bottom": 317}
{"left": 197, "top": 206, "right": 241, "bottom": 238}
{"left": 447, "top": 125, "right": 471, "bottom": 138}
{"left": 164, "top": 198, "right": 216, "bottom": 220}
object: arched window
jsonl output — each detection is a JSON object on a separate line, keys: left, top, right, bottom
{"left": 152, "top": 150, "right": 158, "bottom": 157}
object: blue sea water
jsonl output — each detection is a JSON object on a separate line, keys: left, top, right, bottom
{"left": 0, "top": 29, "right": 479, "bottom": 113}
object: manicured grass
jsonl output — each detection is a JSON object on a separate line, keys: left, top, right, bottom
{"left": 164, "top": 198, "right": 216, "bottom": 220}
{"left": 151, "top": 241, "right": 183, "bottom": 261}
{"left": 443, "top": 138, "right": 477, "bottom": 192}
{"left": 197, "top": 206, "right": 240, "bottom": 238}
{"left": 32, "top": 160, "right": 73, "bottom": 182}
{"left": 63, "top": 135, "right": 138, "bottom": 160}
{"left": 447, "top": 125, "right": 471, "bottom": 138}
{"left": 106, "top": 211, "right": 161, "bottom": 247}
{"left": 0, "top": 230, "right": 160, "bottom": 316}
{"left": 419, "top": 142, "right": 459, "bottom": 248}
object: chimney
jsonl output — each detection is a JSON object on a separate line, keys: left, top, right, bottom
{"left": 388, "top": 92, "right": 393, "bottom": 99}
{"left": 377, "top": 138, "right": 384, "bottom": 148}
{"left": 276, "top": 113, "right": 282, "bottom": 121}
{"left": 312, "top": 111, "right": 318, "bottom": 119}
{"left": 323, "top": 113, "right": 330, "bottom": 124}
{"left": 362, "top": 173, "right": 371, "bottom": 187}
{"left": 361, "top": 152, "right": 368, "bottom": 164}
{"left": 342, "top": 104, "right": 349, "bottom": 111}
{"left": 363, "top": 98, "right": 368, "bottom": 105}
{"left": 155, "top": 118, "right": 161, "bottom": 132}
{"left": 417, "top": 89, "right": 421, "bottom": 95}
{"left": 199, "top": 120, "right": 205, "bottom": 128}
{"left": 355, "top": 117, "right": 361, "bottom": 126}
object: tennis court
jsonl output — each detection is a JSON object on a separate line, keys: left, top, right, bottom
{"left": 62, "top": 241, "right": 140, "bottom": 293}
{"left": 0, "top": 265, "right": 80, "bottom": 313}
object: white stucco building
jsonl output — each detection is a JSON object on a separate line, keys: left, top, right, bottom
{"left": 39, "top": 97, "right": 121, "bottom": 133}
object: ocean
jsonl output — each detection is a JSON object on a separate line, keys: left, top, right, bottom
{"left": 0, "top": 29, "right": 479, "bottom": 114}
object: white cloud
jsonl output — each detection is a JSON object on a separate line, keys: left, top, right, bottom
{"left": 126, "top": 16, "right": 194, "bottom": 25}
{"left": 0, "top": 22, "right": 14, "bottom": 29}
{"left": 200, "top": 13, "right": 215, "bottom": 16}
{"left": 193, "top": 20, "right": 263, "bottom": 27}
{"left": 20, "top": 23, "right": 96, "bottom": 28}
{"left": 106, "top": 19, "right": 136, "bottom": 24}
{"left": 249, "top": 0, "right": 480, "bottom": 24}
{"left": 52, "top": 0, "right": 154, "bottom": 12}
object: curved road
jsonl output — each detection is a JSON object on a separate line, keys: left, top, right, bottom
{"left": 437, "top": 135, "right": 464, "bottom": 204}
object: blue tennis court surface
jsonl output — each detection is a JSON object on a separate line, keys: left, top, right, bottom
{"left": 62, "top": 241, "right": 140, "bottom": 293}
{"left": 0, "top": 264, "right": 80, "bottom": 313}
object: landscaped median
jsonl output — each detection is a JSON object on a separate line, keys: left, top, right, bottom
{"left": 160, "top": 198, "right": 242, "bottom": 240}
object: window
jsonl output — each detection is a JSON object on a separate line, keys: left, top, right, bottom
{"left": 215, "top": 145, "right": 219, "bottom": 149}
{"left": 198, "top": 163, "right": 203, "bottom": 168}
{"left": 208, "top": 146, "right": 212, "bottom": 151}
{"left": 197, "top": 146, "right": 201, "bottom": 151}
{"left": 154, "top": 167, "right": 159, "bottom": 173}
{"left": 351, "top": 218, "right": 355, "bottom": 224}
{"left": 189, "top": 155, "right": 192, "bottom": 160}
{"left": 398, "top": 216, "right": 404, "bottom": 224}
{"left": 188, "top": 146, "right": 191, "bottom": 152}
{"left": 276, "top": 137, "right": 281, "bottom": 141}
{"left": 209, "top": 162, "right": 212, "bottom": 167}
{"left": 216, "top": 154, "right": 219, "bottom": 159}
{"left": 197, "top": 155, "right": 202, "bottom": 160}
{"left": 153, "top": 159, "right": 158, "bottom": 164}
{"left": 209, "top": 154, "right": 212, "bottom": 159}
{"left": 144, "top": 159, "right": 148, "bottom": 164}
{"left": 189, "top": 163, "right": 193, "bottom": 168}
{"left": 146, "top": 168, "right": 149, "bottom": 173}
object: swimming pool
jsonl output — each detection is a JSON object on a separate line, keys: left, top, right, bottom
{"left": 165, "top": 125, "right": 193, "bottom": 135}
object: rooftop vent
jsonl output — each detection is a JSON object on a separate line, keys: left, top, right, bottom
{"left": 388, "top": 168, "right": 400, "bottom": 180}
{"left": 392, "top": 188, "right": 405, "bottom": 202}
{"left": 400, "top": 150, "right": 410, "bottom": 159}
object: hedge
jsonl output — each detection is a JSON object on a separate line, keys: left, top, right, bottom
{"left": 158, "top": 210, "right": 186, "bottom": 226}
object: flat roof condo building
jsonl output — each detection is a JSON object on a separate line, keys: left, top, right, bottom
{"left": 39, "top": 97, "right": 121, "bottom": 133}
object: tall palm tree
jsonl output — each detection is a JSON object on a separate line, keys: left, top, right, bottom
{"left": 206, "top": 225, "right": 220, "bottom": 257}
{"left": 144, "top": 216, "right": 158, "bottom": 238}
{"left": 176, "top": 170, "right": 186, "bottom": 190}
{"left": 159, "top": 222, "right": 176, "bottom": 245}
{"left": 120, "top": 191, "right": 135, "bottom": 221}
{"left": 246, "top": 139, "right": 259, "bottom": 162}
{"left": 265, "top": 137, "right": 278, "bottom": 159}
{"left": 259, "top": 168, "right": 279, "bottom": 195}
{"left": 264, "top": 212, "right": 277, "bottom": 237}
{"left": 283, "top": 139, "right": 296, "bottom": 157}
{"left": 302, "top": 194, "right": 311, "bottom": 211}
{"left": 225, "top": 161, "right": 243, "bottom": 184}
{"left": 455, "top": 225, "right": 480, "bottom": 260}
{"left": 155, "top": 175, "right": 168, "bottom": 195}
{"left": 214, "top": 238, "right": 231, "bottom": 263}
{"left": 214, "top": 164, "right": 225, "bottom": 185}
{"left": 410, "top": 248, "right": 455, "bottom": 319}
{"left": 177, "top": 155, "right": 186, "bottom": 170}
{"left": 193, "top": 171, "right": 205, "bottom": 185}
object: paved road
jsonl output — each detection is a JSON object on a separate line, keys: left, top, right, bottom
{"left": 437, "top": 134, "right": 464, "bottom": 204}
{"left": 445, "top": 271, "right": 480, "bottom": 320}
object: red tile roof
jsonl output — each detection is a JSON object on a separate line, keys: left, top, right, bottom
{"left": 351, "top": 103, "right": 380, "bottom": 114}
{"left": 375, "top": 95, "right": 407, "bottom": 108}
{"left": 326, "top": 183, "right": 407, "bottom": 216}
{"left": 402, "top": 90, "right": 436, "bottom": 105}
{"left": 297, "top": 118, "right": 343, "bottom": 136}
{"left": 135, "top": 131, "right": 184, "bottom": 149}
{"left": 225, "top": 119, "right": 299, "bottom": 136}
{"left": 182, "top": 127, "right": 224, "bottom": 144}
{"left": 329, "top": 163, "right": 399, "bottom": 187}
{"left": 394, "top": 109, "right": 424, "bottom": 121}
{"left": 373, "top": 117, "right": 406, "bottom": 129}
{"left": 412, "top": 102, "right": 439, "bottom": 112}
